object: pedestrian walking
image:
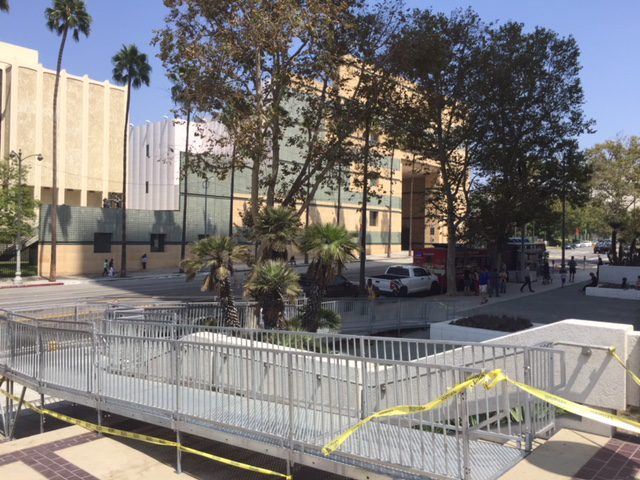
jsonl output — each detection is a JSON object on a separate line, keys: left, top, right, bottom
{"left": 568, "top": 256, "right": 577, "bottom": 283}
{"left": 542, "top": 260, "right": 551, "bottom": 285}
{"left": 479, "top": 269, "right": 489, "bottom": 304}
{"left": 559, "top": 265, "right": 567, "bottom": 287}
{"left": 520, "top": 263, "right": 534, "bottom": 293}
{"left": 472, "top": 269, "right": 480, "bottom": 296}
{"left": 489, "top": 268, "right": 500, "bottom": 298}
{"left": 141, "top": 253, "right": 148, "bottom": 270}
{"left": 499, "top": 268, "right": 508, "bottom": 294}
{"left": 463, "top": 267, "right": 472, "bottom": 296}
{"left": 102, "top": 259, "right": 109, "bottom": 277}
{"left": 597, "top": 255, "right": 603, "bottom": 281}
{"left": 108, "top": 258, "right": 115, "bottom": 278}
{"left": 366, "top": 278, "right": 376, "bottom": 300}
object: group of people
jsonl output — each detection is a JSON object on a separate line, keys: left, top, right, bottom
{"left": 102, "top": 258, "right": 116, "bottom": 277}
{"left": 463, "top": 267, "right": 507, "bottom": 304}
{"left": 101, "top": 253, "right": 148, "bottom": 277}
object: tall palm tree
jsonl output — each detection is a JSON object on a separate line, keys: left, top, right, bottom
{"left": 169, "top": 79, "right": 194, "bottom": 267}
{"left": 181, "top": 236, "right": 249, "bottom": 328}
{"left": 45, "top": 0, "right": 91, "bottom": 281}
{"left": 299, "top": 224, "right": 359, "bottom": 332}
{"left": 245, "top": 260, "right": 301, "bottom": 330}
{"left": 111, "top": 44, "right": 151, "bottom": 277}
{"left": 252, "top": 206, "right": 301, "bottom": 261}
{"left": 0, "top": 0, "right": 9, "bottom": 12}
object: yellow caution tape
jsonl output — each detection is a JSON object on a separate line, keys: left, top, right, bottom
{"left": 322, "top": 370, "right": 495, "bottom": 456}
{"left": 609, "top": 346, "right": 640, "bottom": 387}
{"left": 323, "top": 368, "right": 640, "bottom": 457}
{"left": 0, "top": 388, "right": 292, "bottom": 480}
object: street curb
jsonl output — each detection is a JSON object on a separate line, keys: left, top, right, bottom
{"left": 0, "top": 282, "right": 64, "bottom": 290}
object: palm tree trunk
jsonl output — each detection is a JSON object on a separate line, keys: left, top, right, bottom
{"left": 180, "top": 107, "right": 191, "bottom": 264}
{"left": 120, "top": 78, "right": 132, "bottom": 277}
{"left": 220, "top": 278, "right": 240, "bottom": 328}
{"left": 303, "top": 284, "right": 322, "bottom": 332}
{"left": 50, "top": 28, "right": 68, "bottom": 281}
{"left": 359, "top": 116, "right": 372, "bottom": 294}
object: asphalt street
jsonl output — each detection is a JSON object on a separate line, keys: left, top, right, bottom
{"left": 0, "top": 256, "right": 409, "bottom": 308}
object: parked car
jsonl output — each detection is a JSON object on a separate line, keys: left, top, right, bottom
{"left": 594, "top": 240, "right": 611, "bottom": 254}
{"left": 300, "top": 274, "right": 359, "bottom": 298}
{"left": 366, "top": 265, "right": 439, "bottom": 297}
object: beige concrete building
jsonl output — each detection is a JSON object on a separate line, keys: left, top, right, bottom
{"left": 0, "top": 41, "right": 126, "bottom": 207}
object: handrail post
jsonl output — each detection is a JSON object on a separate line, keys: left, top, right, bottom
{"left": 523, "top": 350, "right": 534, "bottom": 452}
{"left": 286, "top": 351, "right": 294, "bottom": 476}
{"left": 359, "top": 336, "right": 367, "bottom": 419}
{"left": 92, "top": 321, "right": 102, "bottom": 432}
{"left": 460, "top": 391, "right": 471, "bottom": 480}
{"left": 174, "top": 334, "right": 182, "bottom": 474}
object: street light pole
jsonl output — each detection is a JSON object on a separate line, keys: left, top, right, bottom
{"left": 9, "top": 150, "right": 43, "bottom": 284}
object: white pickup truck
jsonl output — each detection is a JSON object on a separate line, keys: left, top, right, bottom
{"left": 367, "top": 265, "right": 440, "bottom": 297}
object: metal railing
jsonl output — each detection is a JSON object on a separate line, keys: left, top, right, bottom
{"left": 98, "top": 298, "right": 458, "bottom": 335}
{"left": 0, "top": 304, "right": 563, "bottom": 480}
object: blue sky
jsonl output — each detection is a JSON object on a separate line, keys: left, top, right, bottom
{"left": 1, "top": 0, "right": 639, "bottom": 148}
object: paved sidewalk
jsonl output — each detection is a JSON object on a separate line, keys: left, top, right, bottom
{"left": 0, "top": 424, "right": 345, "bottom": 480}
{"left": 500, "top": 429, "right": 640, "bottom": 480}
{"left": 0, "top": 252, "right": 413, "bottom": 290}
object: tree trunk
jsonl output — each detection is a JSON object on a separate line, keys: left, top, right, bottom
{"left": 180, "top": 108, "right": 191, "bottom": 264}
{"left": 446, "top": 212, "right": 457, "bottom": 295}
{"left": 220, "top": 278, "right": 240, "bottom": 328}
{"left": 303, "top": 283, "right": 322, "bottom": 332}
{"left": 611, "top": 228, "right": 618, "bottom": 264}
{"left": 262, "top": 300, "right": 284, "bottom": 330}
{"left": 120, "top": 78, "right": 132, "bottom": 277}
{"left": 251, "top": 51, "right": 263, "bottom": 224}
{"left": 359, "top": 117, "right": 372, "bottom": 294}
{"left": 49, "top": 28, "right": 68, "bottom": 282}
{"left": 266, "top": 110, "right": 280, "bottom": 207}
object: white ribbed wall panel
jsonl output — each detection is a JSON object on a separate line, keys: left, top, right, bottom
{"left": 129, "top": 118, "right": 230, "bottom": 211}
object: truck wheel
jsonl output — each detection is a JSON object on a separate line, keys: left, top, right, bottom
{"left": 399, "top": 286, "right": 409, "bottom": 297}
{"left": 430, "top": 282, "right": 441, "bottom": 295}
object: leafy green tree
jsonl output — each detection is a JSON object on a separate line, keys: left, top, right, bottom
{"left": 299, "top": 224, "right": 358, "bottom": 332}
{"left": 340, "top": 1, "right": 405, "bottom": 292}
{"left": 181, "top": 236, "right": 249, "bottom": 327}
{"left": 469, "top": 23, "right": 592, "bottom": 268}
{"left": 248, "top": 206, "right": 302, "bottom": 262}
{"left": 156, "top": 0, "right": 357, "bottom": 224}
{"left": 111, "top": 44, "right": 151, "bottom": 277}
{"left": 0, "top": 159, "right": 39, "bottom": 245}
{"left": 390, "top": 7, "right": 484, "bottom": 294}
{"left": 45, "top": 0, "right": 92, "bottom": 281}
{"left": 587, "top": 136, "right": 640, "bottom": 263}
{"left": 245, "top": 260, "right": 301, "bottom": 330}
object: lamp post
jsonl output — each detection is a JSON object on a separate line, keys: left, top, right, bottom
{"left": 9, "top": 149, "right": 43, "bottom": 285}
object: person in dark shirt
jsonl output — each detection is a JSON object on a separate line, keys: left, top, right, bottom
{"left": 568, "top": 256, "right": 577, "bottom": 282}
{"left": 489, "top": 269, "right": 500, "bottom": 298}
{"left": 582, "top": 272, "right": 597, "bottom": 293}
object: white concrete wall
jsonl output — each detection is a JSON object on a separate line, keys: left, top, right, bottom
{"left": 586, "top": 287, "right": 640, "bottom": 300}
{"left": 485, "top": 320, "right": 632, "bottom": 411}
{"left": 627, "top": 331, "right": 640, "bottom": 407}
{"left": 598, "top": 265, "right": 640, "bottom": 285}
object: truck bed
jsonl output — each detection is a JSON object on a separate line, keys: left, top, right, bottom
{"left": 369, "top": 274, "right": 407, "bottom": 280}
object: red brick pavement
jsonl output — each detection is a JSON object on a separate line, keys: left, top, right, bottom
{"left": 575, "top": 435, "right": 640, "bottom": 480}
{"left": 0, "top": 432, "right": 99, "bottom": 480}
